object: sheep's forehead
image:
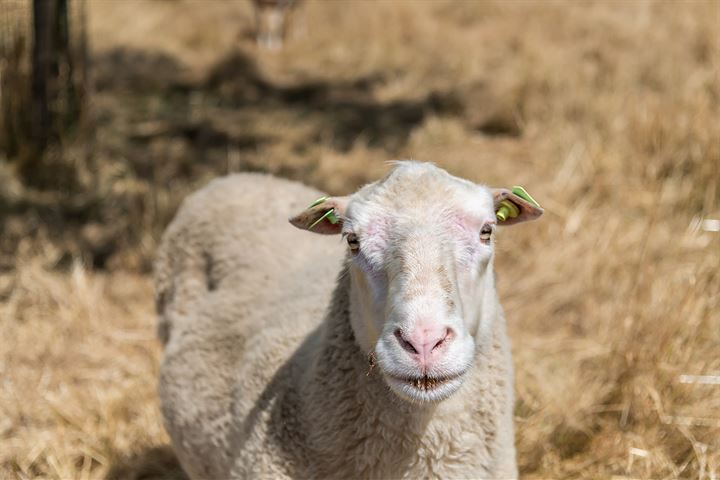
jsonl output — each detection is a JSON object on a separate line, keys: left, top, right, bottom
{"left": 346, "top": 163, "right": 494, "bottom": 244}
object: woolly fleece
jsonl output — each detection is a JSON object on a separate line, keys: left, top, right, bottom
{"left": 156, "top": 170, "right": 518, "bottom": 479}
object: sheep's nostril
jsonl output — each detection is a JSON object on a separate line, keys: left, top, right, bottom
{"left": 431, "top": 328, "right": 452, "bottom": 352}
{"left": 394, "top": 329, "right": 418, "bottom": 354}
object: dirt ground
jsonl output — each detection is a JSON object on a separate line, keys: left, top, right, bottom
{"left": 1, "top": 0, "right": 719, "bottom": 478}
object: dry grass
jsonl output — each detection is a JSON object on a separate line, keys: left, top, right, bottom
{"left": 1, "top": 0, "right": 719, "bottom": 478}
{"left": 0, "top": 257, "right": 170, "bottom": 479}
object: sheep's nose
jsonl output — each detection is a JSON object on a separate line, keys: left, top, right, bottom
{"left": 394, "top": 326, "right": 453, "bottom": 369}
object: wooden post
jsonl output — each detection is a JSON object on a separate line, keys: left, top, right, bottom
{"left": 31, "top": 0, "right": 58, "bottom": 153}
{"left": 27, "top": 0, "right": 83, "bottom": 187}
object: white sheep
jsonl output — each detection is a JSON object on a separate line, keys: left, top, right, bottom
{"left": 252, "top": 0, "right": 302, "bottom": 50}
{"left": 156, "top": 161, "right": 543, "bottom": 479}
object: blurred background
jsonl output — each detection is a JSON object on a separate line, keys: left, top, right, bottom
{"left": 0, "top": 0, "right": 718, "bottom": 478}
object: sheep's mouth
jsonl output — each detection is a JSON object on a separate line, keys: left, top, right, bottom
{"left": 390, "top": 373, "right": 462, "bottom": 391}
{"left": 381, "top": 370, "right": 467, "bottom": 402}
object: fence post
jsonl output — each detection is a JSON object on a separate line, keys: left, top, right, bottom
{"left": 31, "top": 0, "right": 58, "bottom": 154}
{"left": 26, "top": 0, "right": 84, "bottom": 187}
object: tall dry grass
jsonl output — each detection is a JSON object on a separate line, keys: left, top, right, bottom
{"left": 0, "top": 258, "right": 168, "bottom": 479}
{"left": 1, "top": 0, "right": 718, "bottom": 478}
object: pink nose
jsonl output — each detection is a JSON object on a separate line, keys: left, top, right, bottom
{"left": 395, "top": 326, "right": 453, "bottom": 369}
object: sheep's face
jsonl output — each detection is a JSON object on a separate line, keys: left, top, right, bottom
{"left": 290, "top": 162, "right": 542, "bottom": 404}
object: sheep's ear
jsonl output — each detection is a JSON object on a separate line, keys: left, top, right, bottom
{"left": 492, "top": 187, "right": 544, "bottom": 226}
{"left": 289, "top": 196, "right": 349, "bottom": 235}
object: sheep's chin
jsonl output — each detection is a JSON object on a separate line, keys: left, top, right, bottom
{"left": 382, "top": 372, "right": 466, "bottom": 404}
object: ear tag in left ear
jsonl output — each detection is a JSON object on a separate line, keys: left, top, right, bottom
{"left": 496, "top": 186, "right": 541, "bottom": 221}
{"left": 511, "top": 186, "right": 541, "bottom": 207}
{"left": 308, "top": 196, "right": 339, "bottom": 229}
{"left": 496, "top": 197, "right": 519, "bottom": 222}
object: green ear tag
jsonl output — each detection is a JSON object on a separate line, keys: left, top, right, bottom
{"left": 496, "top": 200, "right": 519, "bottom": 222}
{"left": 496, "top": 186, "right": 541, "bottom": 221}
{"left": 511, "top": 186, "right": 541, "bottom": 207}
{"left": 309, "top": 209, "right": 339, "bottom": 229}
{"left": 308, "top": 196, "right": 329, "bottom": 208}
{"left": 308, "top": 196, "right": 339, "bottom": 229}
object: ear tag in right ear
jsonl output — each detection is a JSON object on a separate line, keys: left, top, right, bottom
{"left": 496, "top": 185, "right": 541, "bottom": 221}
{"left": 308, "top": 196, "right": 329, "bottom": 208}
{"left": 308, "top": 196, "right": 339, "bottom": 229}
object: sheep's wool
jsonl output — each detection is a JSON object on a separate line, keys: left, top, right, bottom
{"left": 156, "top": 165, "right": 518, "bottom": 479}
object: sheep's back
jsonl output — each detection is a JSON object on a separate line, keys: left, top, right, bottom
{"left": 155, "top": 172, "right": 343, "bottom": 343}
{"left": 155, "top": 173, "right": 343, "bottom": 478}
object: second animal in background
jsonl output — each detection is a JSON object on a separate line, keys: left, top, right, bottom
{"left": 252, "top": 0, "right": 303, "bottom": 50}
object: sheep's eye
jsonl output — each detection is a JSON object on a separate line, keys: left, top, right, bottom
{"left": 479, "top": 224, "right": 494, "bottom": 243}
{"left": 346, "top": 233, "right": 360, "bottom": 252}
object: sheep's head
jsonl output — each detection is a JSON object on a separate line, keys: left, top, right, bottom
{"left": 290, "top": 162, "right": 543, "bottom": 403}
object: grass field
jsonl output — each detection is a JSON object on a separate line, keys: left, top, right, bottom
{"left": 1, "top": 0, "right": 719, "bottom": 478}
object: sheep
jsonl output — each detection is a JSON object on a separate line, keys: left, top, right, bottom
{"left": 252, "top": 0, "right": 302, "bottom": 50}
{"left": 156, "top": 161, "right": 543, "bottom": 479}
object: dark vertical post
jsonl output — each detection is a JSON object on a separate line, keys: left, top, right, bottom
{"left": 57, "top": 0, "right": 79, "bottom": 123}
{"left": 78, "top": 0, "right": 89, "bottom": 113}
{"left": 31, "top": 0, "right": 57, "bottom": 154}
{"left": 28, "top": 0, "right": 81, "bottom": 188}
